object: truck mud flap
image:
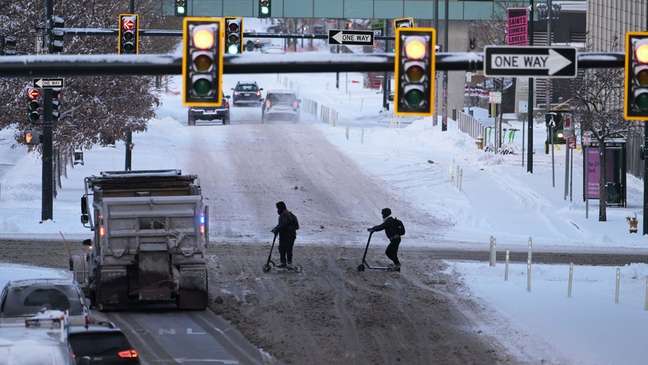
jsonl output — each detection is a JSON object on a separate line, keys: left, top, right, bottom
{"left": 97, "top": 267, "right": 128, "bottom": 310}
{"left": 177, "top": 265, "right": 208, "bottom": 310}
{"left": 138, "top": 249, "right": 173, "bottom": 302}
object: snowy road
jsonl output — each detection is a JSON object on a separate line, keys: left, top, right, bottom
{"left": 182, "top": 117, "right": 448, "bottom": 245}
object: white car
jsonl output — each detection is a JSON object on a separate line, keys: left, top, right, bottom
{"left": 0, "top": 279, "right": 91, "bottom": 327}
{"left": 261, "top": 90, "right": 301, "bottom": 122}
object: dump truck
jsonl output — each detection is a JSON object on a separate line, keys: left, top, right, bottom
{"left": 72, "top": 170, "right": 209, "bottom": 310}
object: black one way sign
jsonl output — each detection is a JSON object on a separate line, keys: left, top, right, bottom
{"left": 328, "top": 30, "right": 374, "bottom": 46}
{"left": 484, "top": 46, "right": 577, "bottom": 78}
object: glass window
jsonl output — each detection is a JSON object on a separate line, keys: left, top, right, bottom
{"left": 235, "top": 84, "right": 258, "bottom": 91}
{"left": 268, "top": 93, "right": 297, "bottom": 105}
{"left": 2, "top": 285, "right": 83, "bottom": 317}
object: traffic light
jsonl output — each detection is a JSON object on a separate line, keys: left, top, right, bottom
{"left": 48, "top": 16, "right": 65, "bottom": 53}
{"left": 51, "top": 89, "right": 61, "bottom": 121}
{"left": 175, "top": 0, "right": 187, "bottom": 16}
{"left": 27, "top": 88, "right": 41, "bottom": 123}
{"left": 182, "top": 17, "right": 224, "bottom": 107}
{"left": 394, "top": 27, "right": 436, "bottom": 116}
{"left": 24, "top": 130, "right": 41, "bottom": 145}
{"left": 259, "top": 0, "right": 271, "bottom": 18}
{"left": 625, "top": 32, "right": 648, "bottom": 120}
{"left": 225, "top": 17, "right": 243, "bottom": 55}
{"left": 118, "top": 14, "right": 139, "bottom": 55}
{"left": 394, "top": 17, "right": 414, "bottom": 29}
{"left": 3, "top": 36, "right": 16, "bottom": 55}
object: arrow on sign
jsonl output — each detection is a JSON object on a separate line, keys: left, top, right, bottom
{"left": 491, "top": 49, "right": 572, "bottom": 76}
{"left": 332, "top": 31, "right": 345, "bottom": 45}
{"left": 328, "top": 30, "right": 374, "bottom": 46}
{"left": 33, "top": 78, "right": 64, "bottom": 89}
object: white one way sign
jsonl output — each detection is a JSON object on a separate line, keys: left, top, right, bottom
{"left": 328, "top": 30, "right": 374, "bottom": 46}
{"left": 484, "top": 46, "right": 577, "bottom": 78}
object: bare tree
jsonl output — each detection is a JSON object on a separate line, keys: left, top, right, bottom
{"left": 573, "top": 67, "right": 632, "bottom": 221}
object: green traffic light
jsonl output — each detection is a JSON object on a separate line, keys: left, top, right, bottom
{"left": 193, "top": 78, "right": 212, "bottom": 96}
{"left": 404, "top": 89, "right": 424, "bottom": 107}
{"left": 636, "top": 92, "right": 648, "bottom": 111}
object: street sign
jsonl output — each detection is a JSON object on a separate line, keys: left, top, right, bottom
{"left": 328, "top": 30, "right": 374, "bottom": 46}
{"left": 484, "top": 46, "right": 577, "bottom": 78}
{"left": 33, "top": 78, "right": 64, "bottom": 89}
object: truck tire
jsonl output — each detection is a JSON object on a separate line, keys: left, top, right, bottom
{"left": 188, "top": 114, "right": 195, "bottom": 126}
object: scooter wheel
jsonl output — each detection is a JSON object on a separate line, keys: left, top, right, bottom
{"left": 262, "top": 264, "right": 272, "bottom": 273}
{"left": 357, "top": 264, "right": 365, "bottom": 272}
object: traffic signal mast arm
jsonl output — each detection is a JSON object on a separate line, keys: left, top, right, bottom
{"left": 0, "top": 51, "right": 625, "bottom": 77}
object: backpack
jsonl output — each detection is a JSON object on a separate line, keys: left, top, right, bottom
{"left": 393, "top": 217, "right": 405, "bottom": 236}
{"left": 289, "top": 212, "right": 300, "bottom": 231}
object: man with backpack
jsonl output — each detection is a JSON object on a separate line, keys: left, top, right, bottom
{"left": 368, "top": 208, "right": 405, "bottom": 270}
{"left": 271, "top": 201, "right": 299, "bottom": 268}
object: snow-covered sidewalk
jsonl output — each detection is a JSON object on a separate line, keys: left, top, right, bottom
{"left": 451, "top": 261, "right": 648, "bottom": 365}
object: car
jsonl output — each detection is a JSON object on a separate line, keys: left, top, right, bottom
{"left": 0, "top": 279, "right": 90, "bottom": 326}
{"left": 187, "top": 94, "right": 230, "bottom": 126}
{"left": 68, "top": 321, "right": 140, "bottom": 364}
{"left": 0, "top": 310, "right": 76, "bottom": 365}
{"left": 261, "top": 90, "right": 301, "bottom": 122}
{"left": 231, "top": 81, "right": 263, "bottom": 106}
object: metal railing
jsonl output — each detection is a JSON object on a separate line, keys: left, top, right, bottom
{"left": 456, "top": 111, "right": 486, "bottom": 140}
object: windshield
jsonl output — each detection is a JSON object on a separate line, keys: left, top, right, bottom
{"left": 69, "top": 332, "right": 130, "bottom": 357}
{"left": 2, "top": 285, "right": 83, "bottom": 317}
{"left": 235, "top": 84, "right": 258, "bottom": 91}
{"left": 267, "top": 94, "right": 296, "bottom": 105}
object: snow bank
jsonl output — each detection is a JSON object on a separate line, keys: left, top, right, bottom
{"left": 452, "top": 261, "right": 648, "bottom": 365}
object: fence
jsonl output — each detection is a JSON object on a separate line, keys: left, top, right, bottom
{"left": 456, "top": 111, "right": 486, "bottom": 140}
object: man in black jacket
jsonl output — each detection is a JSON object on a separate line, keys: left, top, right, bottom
{"left": 271, "top": 201, "right": 299, "bottom": 268}
{"left": 368, "top": 208, "right": 401, "bottom": 269}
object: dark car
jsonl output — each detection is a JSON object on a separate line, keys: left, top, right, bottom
{"left": 231, "top": 81, "right": 263, "bottom": 106}
{"left": 0, "top": 279, "right": 90, "bottom": 326}
{"left": 261, "top": 90, "right": 300, "bottom": 122}
{"left": 69, "top": 321, "right": 140, "bottom": 364}
{"left": 188, "top": 94, "right": 230, "bottom": 125}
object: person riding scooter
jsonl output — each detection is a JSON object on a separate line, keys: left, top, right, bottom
{"left": 271, "top": 201, "right": 299, "bottom": 268}
{"left": 368, "top": 208, "right": 405, "bottom": 270}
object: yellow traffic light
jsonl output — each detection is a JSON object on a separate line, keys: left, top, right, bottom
{"left": 625, "top": 32, "right": 648, "bottom": 120}
{"left": 394, "top": 27, "right": 436, "bottom": 117}
{"left": 182, "top": 17, "right": 224, "bottom": 107}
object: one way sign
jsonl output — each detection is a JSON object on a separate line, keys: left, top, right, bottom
{"left": 328, "top": 30, "right": 374, "bottom": 46}
{"left": 484, "top": 46, "right": 577, "bottom": 78}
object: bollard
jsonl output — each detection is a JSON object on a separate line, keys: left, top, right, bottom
{"left": 527, "top": 237, "right": 533, "bottom": 264}
{"left": 615, "top": 268, "right": 621, "bottom": 304}
{"left": 527, "top": 262, "right": 532, "bottom": 292}
{"left": 459, "top": 168, "right": 463, "bottom": 191}
{"left": 504, "top": 250, "right": 510, "bottom": 281}
{"left": 568, "top": 263, "right": 574, "bottom": 298}
{"left": 361, "top": 128, "right": 365, "bottom": 144}
{"left": 489, "top": 236, "right": 496, "bottom": 267}
{"left": 345, "top": 126, "right": 349, "bottom": 141}
{"left": 644, "top": 277, "right": 648, "bottom": 311}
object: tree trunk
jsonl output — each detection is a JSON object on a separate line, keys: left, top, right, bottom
{"left": 598, "top": 140, "right": 607, "bottom": 222}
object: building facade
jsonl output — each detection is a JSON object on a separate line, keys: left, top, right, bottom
{"left": 587, "top": 0, "right": 647, "bottom": 52}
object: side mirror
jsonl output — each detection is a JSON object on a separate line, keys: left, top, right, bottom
{"left": 259, "top": 88, "right": 264, "bottom": 91}
{"left": 81, "top": 196, "right": 88, "bottom": 215}
{"left": 81, "top": 214, "right": 89, "bottom": 224}
{"left": 82, "top": 239, "right": 92, "bottom": 247}
{"left": 225, "top": 95, "right": 231, "bottom": 99}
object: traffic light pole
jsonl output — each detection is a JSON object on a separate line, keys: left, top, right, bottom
{"left": 382, "top": 19, "right": 390, "bottom": 111}
{"left": 644, "top": 4, "right": 648, "bottom": 235}
{"left": 125, "top": 0, "right": 135, "bottom": 171}
{"left": 441, "top": 0, "right": 449, "bottom": 131}
{"left": 527, "top": 0, "right": 535, "bottom": 173}
{"left": 42, "top": 89, "right": 54, "bottom": 221}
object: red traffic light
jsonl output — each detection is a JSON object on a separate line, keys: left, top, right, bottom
{"left": 123, "top": 18, "right": 135, "bottom": 30}
{"left": 28, "top": 88, "right": 40, "bottom": 100}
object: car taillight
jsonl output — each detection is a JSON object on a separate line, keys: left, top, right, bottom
{"left": 256, "top": 90, "right": 261, "bottom": 97}
{"left": 265, "top": 100, "right": 272, "bottom": 109}
{"left": 292, "top": 100, "right": 299, "bottom": 109}
{"left": 99, "top": 226, "right": 105, "bottom": 237}
{"left": 199, "top": 214, "right": 206, "bottom": 236}
{"left": 118, "top": 349, "right": 138, "bottom": 359}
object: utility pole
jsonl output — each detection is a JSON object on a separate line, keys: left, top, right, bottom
{"left": 527, "top": 0, "right": 535, "bottom": 173}
{"left": 442, "top": 0, "right": 449, "bottom": 131}
{"left": 644, "top": 3, "right": 648, "bottom": 234}
{"left": 433, "top": 0, "right": 439, "bottom": 125}
{"left": 41, "top": 0, "right": 54, "bottom": 221}
{"left": 382, "top": 19, "right": 390, "bottom": 110}
{"left": 125, "top": 0, "right": 135, "bottom": 171}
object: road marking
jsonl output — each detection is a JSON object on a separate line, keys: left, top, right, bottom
{"left": 175, "top": 359, "right": 239, "bottom": 364}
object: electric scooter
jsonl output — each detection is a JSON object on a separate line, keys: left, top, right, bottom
{"left": 262, "top": 233, "right": 302, "bottom": 273}
{"left": 357, "top": 231, "right": 400, "bottom": 272}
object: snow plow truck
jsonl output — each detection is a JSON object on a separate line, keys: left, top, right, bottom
{"left": 71, "top": 170, "right": 209, "bottom": 310}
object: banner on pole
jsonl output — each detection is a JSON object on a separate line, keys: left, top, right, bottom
{"left": 506, "top": 8, "right": 528, "bottom": 46}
